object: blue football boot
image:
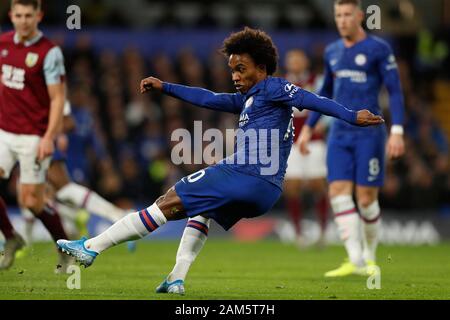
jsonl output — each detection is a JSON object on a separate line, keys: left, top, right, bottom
{"left": 155, "top": 278, "right": 185, "bottom": 295}
{"left": 56, "top": 237, "right": 98, "bottom": 268}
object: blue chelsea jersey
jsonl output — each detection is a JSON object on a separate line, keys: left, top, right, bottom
{"left": 317, "top": 35, "right": 404, "bottom": 133}
{"left": 218, "top": 77, "right": 296, "bottom": 189}
{"left": 163, "top": 76, "right": 357, "bottom": 190}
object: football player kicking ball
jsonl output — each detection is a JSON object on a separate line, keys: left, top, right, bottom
{"left": 301, "top": 0, "right": 405, "bottom": 277}
{"left": 57, "top": 27, "right": 383, "bottom": 294}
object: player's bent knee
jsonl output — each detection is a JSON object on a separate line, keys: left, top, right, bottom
{"left": 358, "top": 198, "right": 374, "bottom": 209}
{"left": 329, "top": 182, "right": 352, "bottom": 198}
{"left": 356, "top": 186, "right": 378, "bottom": 207}
{"left": 24, "top": 197, "right": 44, "bottom": 214}
{"left": 358, "top": 200, "right": 380, "bottom": 221}
{"left": 21, "top": 190, "right": 45, "bottom": 213}
{"left": 357, "top": 193, "right": 378, "bottom": 208}
{"left": 156, "top": 187, "right": 186, "bottom": 221}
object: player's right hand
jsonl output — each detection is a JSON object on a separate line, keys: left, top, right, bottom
{"left": 140, "top": 77, "right": 163, "bottom": 94}
{"left": 356, "top": 110, "right": 384, "bottom": 126}
{"left": 298, "top": 125, "right": 313, "bottom": 155}
{"left": 38, "top": 136, "right": 54, "bottom": 162}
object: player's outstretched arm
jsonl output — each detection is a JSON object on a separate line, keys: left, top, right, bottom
{"left": 300, "top": 90, "right": 384, "bottom": 127}
{"left": 140, "top": 76, "right": 243, "bottom": 114}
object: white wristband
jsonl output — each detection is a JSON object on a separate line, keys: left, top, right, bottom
{"left": 391, "top": 125, "right": 404, "bottom": 135}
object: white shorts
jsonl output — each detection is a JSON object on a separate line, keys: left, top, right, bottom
{"left": 285, "top": 140, "right": 327, "bottom": 180}
{"left": 0, "top": 129, "right": 51, "bottom": 184}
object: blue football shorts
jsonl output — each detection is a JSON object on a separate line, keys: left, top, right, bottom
{"left": 175, "top": 164, "right": 282, "bottom": 230}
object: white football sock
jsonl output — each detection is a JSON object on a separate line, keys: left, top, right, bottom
{"left": 56, "top": 182, "right": 125, "bottom": 222}
{"left": 85, "top": 203, "right": 167, "bottom": 253}
{"left": 331, "top": 195, "right": 364, "bottom": 267}
{"left": 359, "top": 200, "right": 381, "bottom": 263}
{"left": 20, "top": 207, "right": 35, "bottom": 244}
{"left": 168, "top": 216, "right": 210, "bottom": 282}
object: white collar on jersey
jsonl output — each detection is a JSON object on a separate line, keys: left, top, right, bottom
{"left": 13, "top": 31, "right": 43, "bottom": 47}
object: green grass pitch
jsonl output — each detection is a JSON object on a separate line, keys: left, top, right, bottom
{"left": 1, "top": 240, "right": 449, "bottom": 300}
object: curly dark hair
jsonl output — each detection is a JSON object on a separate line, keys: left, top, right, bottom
{"left": 221, "top": 27, "right": 279, "bottom": 75}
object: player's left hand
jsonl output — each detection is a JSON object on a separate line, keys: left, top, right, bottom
{"left": 356, "top": 110, "right": 385, "bottom": 126}
{"left": 38, "top": 136, "right": 55, "bottom": 162}
{"left": 386, "top": 134, "right": 405, "bottom": 159}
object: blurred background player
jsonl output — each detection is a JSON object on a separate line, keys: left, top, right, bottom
{"left": 18, "top": 98, "right": 135, "bottom": 257}
{"left": 301, "top": 0, "right": 405, "bottom": 277}
{"left": 283, "top": 49, "right": 329, "bottom": 248}
{"left": 0, "top": 0, "right": 70, "bottom": 270}
{"left": 18, "top": 101, "right": 81, "bottom": 249}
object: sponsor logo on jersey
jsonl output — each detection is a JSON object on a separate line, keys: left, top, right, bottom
{"left": 330, "top": 58, "right": 338, "bottom": 66}
{"left": 239, "top": 113, "right": 249, "bottom": 127}
{"left": 335, "top": 69, "right": 367, "bottom": 83}
{"left": 25, "top": 52, "right": 39, "bottom": 68}
{"left": 284, "top": 83, "right": 294, "bottom": 92}
{"left": 355, "top": 54, "right": 367, "bottom": 66}
{"left": 2, "top": 64, "right": 25, "bottom": 90}
{"left": 386, "top": 54, "right": 398, "bottom": 70}
{"left": 284, "top": 83, "right": 299, "bottom": 98}
{"left": 245, "top": 96, "right": 254, "bottom": 109}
